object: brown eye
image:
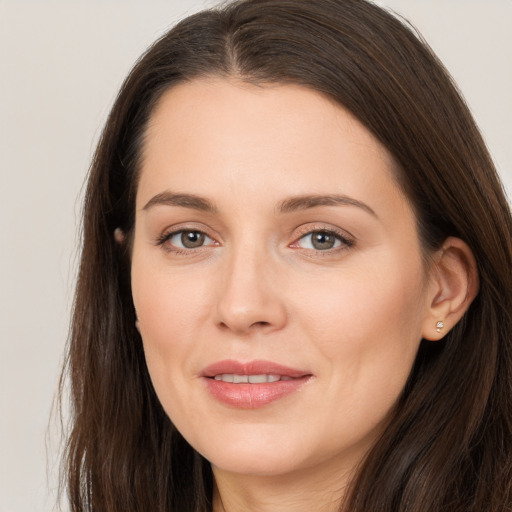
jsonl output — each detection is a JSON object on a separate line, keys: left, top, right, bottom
{"left": 311, "top": 231, "right": 337, "bottom": 250}
{"left": 181, "top": 230, "right": 206, "bottom": 248}
{"left": 163, "top": 230, "right": 213, "bottom": 250}
{"left": 296, "top": 230, "right": 348, "bottom": 251}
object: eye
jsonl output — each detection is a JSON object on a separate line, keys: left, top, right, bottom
{"left": 295, "top": 230, "right": 352, "bottom": 251}
{"left": 164, "top": 230, "right": 214, "bottom": 249}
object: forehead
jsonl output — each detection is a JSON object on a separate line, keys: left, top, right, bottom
{"left": 137, "top": 78, "right": 406, "bottom": 216}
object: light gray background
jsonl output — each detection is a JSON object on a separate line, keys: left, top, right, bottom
{"left": 1, "top": 1, "right": 510, "bottom": 511}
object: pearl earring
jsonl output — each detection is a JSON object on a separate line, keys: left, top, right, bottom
{"left": 436, "top": 321, "right": 444, "bottom": 333}
{"left": 114, "top": 227, "right": 125, "bottom": 243}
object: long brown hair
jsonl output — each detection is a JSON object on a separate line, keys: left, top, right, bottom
{"left": 62, "top": 0, "right": 512, "bottom": 510}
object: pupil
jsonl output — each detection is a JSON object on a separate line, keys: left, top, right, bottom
{"left": 182, "top": 231, "right": 205, "bottom": 248}
{"left": 312, "top": 232, "right": 334, "bottom": 250}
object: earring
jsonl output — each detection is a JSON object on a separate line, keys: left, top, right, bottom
{"left": 114, "top": 227, "right": 125, "bottom": 243}
{"left": 134, "top": 307, "right": 140, "bottom": 332}
{"left": 436, "top": 321, "right": 444, "bottom": 333}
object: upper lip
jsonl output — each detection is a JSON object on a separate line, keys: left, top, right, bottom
{"left": 201, "top": 359, "right": 311, "bottom": 378}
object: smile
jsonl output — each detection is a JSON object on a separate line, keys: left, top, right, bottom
{"left": 213, "top": 374, "right": 295, "bottom": 383}
{"left": 202, "top": 360, "right": 312, "bottom": 409}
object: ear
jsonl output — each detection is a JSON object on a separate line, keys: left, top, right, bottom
{"left": 422, "top": 237, "right": 479, "bottom": 341}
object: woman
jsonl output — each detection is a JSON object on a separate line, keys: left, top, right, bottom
{"left": 62, "top": 0, "right": 512, "bottom": 510}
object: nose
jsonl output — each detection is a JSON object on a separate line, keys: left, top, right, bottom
{"left": 214, "top": 246, "right": 288, "bottom": 335}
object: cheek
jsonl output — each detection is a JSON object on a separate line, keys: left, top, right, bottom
{"left": 130, "top": 250, "right": 212, "bottom": 409}
{"left": 132, "top": 243, "right": 212, "bottom": 338}
{"left": 294, "top": 246, "right": 427, "bottom": 344}
{"left": 293, "top": 257, "right": 427, "bottom": 418}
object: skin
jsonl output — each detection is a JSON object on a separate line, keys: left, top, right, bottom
{"left": 130, "top": 78, "right": 475, "bottom": 512}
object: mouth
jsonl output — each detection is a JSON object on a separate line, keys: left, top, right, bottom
{"left": 212, "top": 374, "right": 296, "bottom": 383}
{"left": 201, "top": 360, "right": 312, "bottom": 409}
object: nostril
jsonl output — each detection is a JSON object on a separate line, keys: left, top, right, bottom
{"left": 251, "top": 321, "right": 271, "bottom": 328}
{"left": 218, "top": 319, "right": 272, "bottom": 334}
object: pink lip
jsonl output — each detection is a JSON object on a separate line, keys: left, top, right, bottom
{"left": 201, "top": 359, "right": 312, "bottom": 409}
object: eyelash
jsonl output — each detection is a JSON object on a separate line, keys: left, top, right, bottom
{"left": 291, "top": 226, "right": 354, "bottom": 254}
{"left": 155, "top": 226, "right": 354, "bottom": 255}
{"left": 155, "top": 228, "right": 217, "bottom": 255}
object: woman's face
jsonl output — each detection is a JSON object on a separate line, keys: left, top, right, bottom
{"left": 131, "top": 79, "right": 434, "bottom": 479}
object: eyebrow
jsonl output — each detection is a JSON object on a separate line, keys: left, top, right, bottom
{"left": 277, "top": 194, "right": 377, "bottom": 217}
{"left": 143, "top": 192, "right": 217, "bottom": 213}
{"left": 142, "top": 191, "right": 376, "bottom": 217}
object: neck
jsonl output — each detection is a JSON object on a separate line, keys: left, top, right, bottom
{"left": 212, "top": 458, "right": 354, "bottom": 512}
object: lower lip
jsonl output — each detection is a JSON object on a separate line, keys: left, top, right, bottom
{"left": 203, "top": 377, "right": 311, "bottom": 409}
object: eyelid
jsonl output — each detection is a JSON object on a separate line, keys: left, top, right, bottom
{"left": 154, "top": 224, "right": 219, "bottom": 252}
{"left": 153, "top": 222, "right": 354, "bottom": 255}
{"left": 289, "top": 224, "right": 355, "bottom": 251}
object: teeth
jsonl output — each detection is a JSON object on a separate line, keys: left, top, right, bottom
{"left": 248, "top": 374, "right": 266, "bottom": 384}
{"left": 213, "top": 374, "right": 284, "bottom": 383}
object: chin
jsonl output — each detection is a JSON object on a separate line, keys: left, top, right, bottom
{"left": 208, "top": 450, "right": 305, "bottom": 477}
{"left": 189, "top": 426, "right": 312, "bottom": 477}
